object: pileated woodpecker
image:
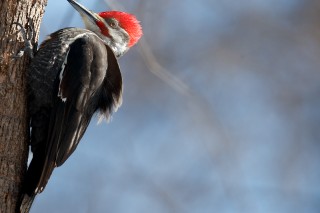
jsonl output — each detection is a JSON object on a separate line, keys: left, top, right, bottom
{"left": 20, "top": 0, "right": 142, "bottom": 210}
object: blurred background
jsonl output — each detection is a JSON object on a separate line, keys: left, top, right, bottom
{"left": 31, "top": 0, "right": 320, "bottom": 212}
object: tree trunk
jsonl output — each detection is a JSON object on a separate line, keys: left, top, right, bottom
{"left": 0, "top": 0, "right": 47, "bottom": 212}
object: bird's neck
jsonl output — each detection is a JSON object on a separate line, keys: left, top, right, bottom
{"left": 94, "top": 31, "right": 127, "bottom": 57}
{"left": 82, "top": 19, "right": 127, "bottom": 57}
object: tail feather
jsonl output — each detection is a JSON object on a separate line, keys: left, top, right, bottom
{"left": 17, "top": 194, "right": 35, "bottom": 213}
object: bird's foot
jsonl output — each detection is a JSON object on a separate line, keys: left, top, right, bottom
{"left": 12, "top": 18, "right": 36, "bottom": 59}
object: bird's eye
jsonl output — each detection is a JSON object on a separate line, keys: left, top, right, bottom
{"left": 108, "top": 19, "right": 118, "bottom": 29}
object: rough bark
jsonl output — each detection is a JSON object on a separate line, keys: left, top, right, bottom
{"left": 0, "top": 0, "right": 47, "bottom": 212}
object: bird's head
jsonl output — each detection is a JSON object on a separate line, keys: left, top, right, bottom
{"left": 68, "top": 0, "right": 142, "bottom": 57}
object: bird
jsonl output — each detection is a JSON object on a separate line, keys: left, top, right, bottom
{"left": 19, "top": 0, "right": 142, "bottom": 211}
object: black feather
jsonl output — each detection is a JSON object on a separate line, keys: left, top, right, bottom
{"left": 22, "top": 28, "right": 123, "bottom": 207}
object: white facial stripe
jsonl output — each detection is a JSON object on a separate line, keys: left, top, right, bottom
{"left": 81, "top": 15, "right": 129, "bottom": 57}
{"left": 108, "top": 27, "right": 129, "bottom": 56}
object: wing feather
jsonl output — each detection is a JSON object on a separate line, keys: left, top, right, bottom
{"left": 36, "top": 34, "right": 107, "bottom": 191}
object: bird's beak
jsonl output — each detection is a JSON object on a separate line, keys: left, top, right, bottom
{"left": 67, "top": 0, "right": 101, "bottom": 24}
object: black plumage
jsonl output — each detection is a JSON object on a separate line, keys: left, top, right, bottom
{"left": 18, "top": 2, "right": 142, "bottom": 212}
{"left": 25, "top": 28, "right": 122, "bottom": 196}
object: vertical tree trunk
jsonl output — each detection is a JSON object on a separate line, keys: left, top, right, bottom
{"left": 0, "top": 0, "right": 47, "bottom": 212}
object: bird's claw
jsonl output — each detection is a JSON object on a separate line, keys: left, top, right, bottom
{"left": 11, "top": 50, "right": 25, "bottom": 59}
{"left": 12, "top": 18, "right": 36, "bottom": 59}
